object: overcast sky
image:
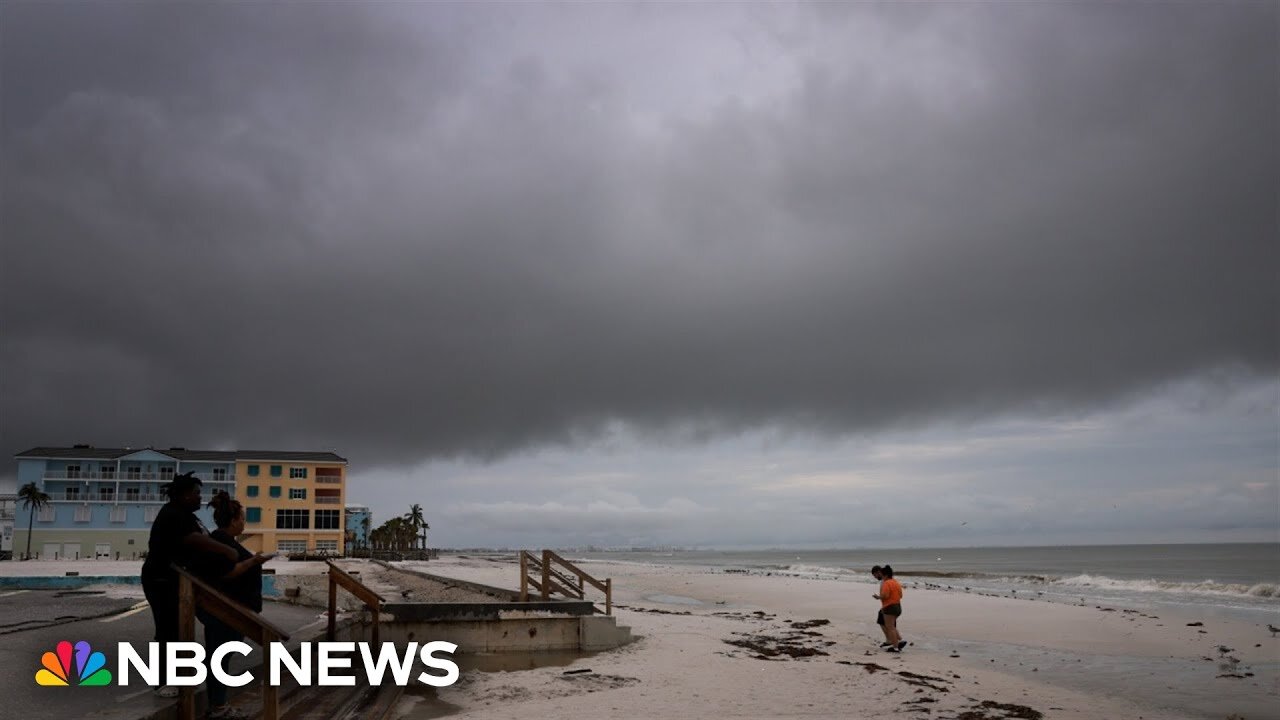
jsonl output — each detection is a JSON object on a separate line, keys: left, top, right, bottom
{"left": 1, "top": 2, "right": 1275, "bottom": 548}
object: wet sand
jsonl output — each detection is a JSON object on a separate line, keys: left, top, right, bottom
{"left": 394, "top": 555, "right": 1279, "bottom": 720}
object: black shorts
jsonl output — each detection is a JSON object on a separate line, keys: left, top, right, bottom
{"left": 876, "top": 610, "right": 885, "bottom": 626}
{"left": 882, "top": 603, "right": 902, "bottom": 617}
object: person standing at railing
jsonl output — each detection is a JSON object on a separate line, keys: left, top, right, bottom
{"left": 196, "top": 490, "right": 272, "bottom": 720}
{"left": 141, "top": 472, "right": 239, "bottom": 700}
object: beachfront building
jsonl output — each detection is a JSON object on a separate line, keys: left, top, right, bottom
{"left": 234, "top": 453, "right": 347, "bottom": 555}
{"left": 344, "top": 504, "right": 372, "bottom": 554}
{"left": 11, "top": 446, "right": 347, "bottom": 559}
{"left": 0, "top": 478, "right": 16, "bottom": 558}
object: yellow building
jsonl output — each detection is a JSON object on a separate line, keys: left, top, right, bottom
{"left": 235, "top": 452, "right": 347, "bottom": 555}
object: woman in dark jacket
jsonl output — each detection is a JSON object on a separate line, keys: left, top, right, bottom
{"left": 199, "top": 491, "right": 271, "bottom": 720}
{"left": 141, "top": 472, "right": 238, "bottom": 699}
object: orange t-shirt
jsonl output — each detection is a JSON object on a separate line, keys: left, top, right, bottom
{"left": 880, "top": 578, "right": 903, "bottom": 608}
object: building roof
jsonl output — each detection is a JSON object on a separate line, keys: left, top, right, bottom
{"left": 233, "top": 450, "right": 348, "bottom": 463}
{"left": 14, "top": 447, "right": 347, "bottom": 463}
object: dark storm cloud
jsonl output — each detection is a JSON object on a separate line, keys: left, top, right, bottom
{"left": 1, "top": 3, "right": 1275, "bottom": 468}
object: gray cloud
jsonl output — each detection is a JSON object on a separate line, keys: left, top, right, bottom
{"left": 2, "top": 3, "right": 1275, "bottom": 478}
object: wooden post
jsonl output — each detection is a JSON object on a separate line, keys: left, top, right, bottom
{"left": 605, "top": 578, "right": 612, "bottom": 616}
{"left": 519, "top": 551, "right": 528, "bottom": 602}
{"left": 261, "top": 629, "right": 279, "bottom": 720}
{"left": 327, "top": 572, "right": 337, "bottom": 641}
{"left": 541, "top": 550, "right": 551, "bottom": 601}
{"left": 178, "top": 575, "right": 196, "bottom": 720}
{"left": 371, "top": 606, "right": 380, "bottom": 649}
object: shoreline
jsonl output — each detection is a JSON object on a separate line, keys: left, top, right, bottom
{"left": 3, "top": 555, "right": 1275, "bottom": 718}
{"left": 408, "top": 555, "right": 1279, "bottom": 719}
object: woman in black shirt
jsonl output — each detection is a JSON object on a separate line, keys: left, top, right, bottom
{"left": 141, "top": 472, "right": 237, "bottom": 699}
{"left": 199, "top": 491, "right": 271, "bottom": 720}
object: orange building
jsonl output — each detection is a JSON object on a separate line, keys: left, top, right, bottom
{"left": 235, "top": 451, "right": 347, "bottom": 555}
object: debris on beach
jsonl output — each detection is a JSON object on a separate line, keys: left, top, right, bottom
{"left": 898, "top": 671, "right": 952, "bottom": 693}
{"left": 788, "top": 618, "right": 831, "bottom": 629}
{"left": 723, "top": 630, "right": 831, "bottom": 660}
{"left": 554, "top": 674, "right": 640, "bottom": 691}
{"left": 956, "top": 699, "right": 1044, "bottom": 719}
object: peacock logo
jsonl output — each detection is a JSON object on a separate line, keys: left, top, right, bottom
{"left": 36, "top": 640, "right": 113, "bottom": 686}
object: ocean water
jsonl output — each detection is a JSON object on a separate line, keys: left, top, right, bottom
{"left": 570, "top": 543, "right": 1280, "bottom": 622}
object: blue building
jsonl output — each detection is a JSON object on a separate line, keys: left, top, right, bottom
{"left": 344, "top": 504, "right": 372, "bottom": 554}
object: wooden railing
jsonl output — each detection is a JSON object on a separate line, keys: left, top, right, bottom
{"left": 173, "top": 564, "right": 292, "bottom": 720}
{"left": 519, "top": 550, "right": 612, "bottom": 615}
{"left": 325, "top": 560, "right": 385, "bottom": 648}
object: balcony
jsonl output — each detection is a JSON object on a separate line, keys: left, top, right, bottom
{"left": 43, "top": 471, "right": 235, "bottom": 483}
{"left": 314, "top": 496, "right": 343, "bottom": 505}
{"left": 48, "top": 492, "right": 165, "bottom": 503}
{"left": 314, "top": 476, "right": 342, "bottom": 484}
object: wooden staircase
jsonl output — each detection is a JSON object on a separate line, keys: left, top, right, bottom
{"left": 519, "top": 549, "right": 613, "bottom": 615}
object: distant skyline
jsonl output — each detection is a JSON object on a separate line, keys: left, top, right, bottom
{"left": 2, "top": 3, "right": 1275, "bottom": 548}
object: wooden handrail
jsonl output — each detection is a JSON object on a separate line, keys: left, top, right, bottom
{"left": 325, "top": 560, "right": 384, "bottom": 649}
{"left": 173, "top": 564, "right": 290, "bottom": 720}
{"left": 519, "top": 550, "right": 612, "bottom": 615}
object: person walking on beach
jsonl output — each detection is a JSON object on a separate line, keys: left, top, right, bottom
{"left": 870, "top": 566, "right": 894, "bottom": 648}
{"left": 140, "top": 472, "right": 238, "bottom": 699}
{"left": 873, "top": 564, "right": 907, "bottom": 652}
{"left": 195, "top": 491, "right": 272, "bottom": 720}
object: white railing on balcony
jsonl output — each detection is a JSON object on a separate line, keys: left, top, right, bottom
{"left": 48, "top": 492, "right": 166, "bottom": 503}
{"left": 315, "top": 476, "right": 342, "bottom": 484}
{"left": 42, "top": 471, "right": 235, "bottom": 483}
{"left": 314, "top": 496, "right": 342, "bottom": 504}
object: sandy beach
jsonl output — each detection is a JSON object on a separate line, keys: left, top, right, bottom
{"left": 4, "top": 555, "right": 1275, "bottom": 718}
{"left": 401, "top": 555, "right": 1279, "bottom": 720}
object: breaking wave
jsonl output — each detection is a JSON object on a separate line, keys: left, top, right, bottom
{"left": 1049, "top": 574, "right": 1279, "bottom": 600}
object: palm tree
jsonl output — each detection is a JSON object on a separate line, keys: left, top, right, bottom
{"left": 18, "top": 482, "right": 50, "bottom": 561}
{"left": 404, "top": 504, "right": 429, "bottom": 551}
{"left": 361, "top": 515, "right": 371, "bottom": 549}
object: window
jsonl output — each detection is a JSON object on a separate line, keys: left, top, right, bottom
{"left": 127, "top": 466, "right": 141, "bottom": 480}
{"left": 269, "top": 486, "right": 282, "bottom": 498}
{"left": 246, "top": 507, "right": 262, "bottom": 523}
{"left": 74, "top": 506, "right": 91, "bottom": 522}
{"left": 270, "top": 465, "right": 283, "bottom": 477}
{"left": 144, "top": 506, "right": 160, "bottom": 523}
{"left": 315, "top": 510, "right": 340, "bottom": 530}
{"left": 289, "top": 467, "right": 307, "bottom": 479}
{"left": 110, "top": 506, "right": 127, "bottom": 523}
{"left": 248, "top": 465, "right": 260, "bottom": 477}
{"left": 276, "top": 509, "right": 309, "bottom": 529}
{"left": 66, "top": 465, "right": 81, "bottom": 479}
{"left": 38, "top": 507, "right": 55, "bottom": 522}
{"left": 289, "top": 488, "right": 307, "bottom": 500}
{"left": 125, "top": 487, "right": 140, "bottom": 501}
{"left": 277, "top": 540, "right": 307, "bottom": 554}
{"left": 65, "top": 486, "right": 80, "bottom": 500}
{"left": 315, "top": 540, "right": 338, "bottom": 552}
{"left": 101, "top": 466, "right": 116, "bottom": 479}
{"left": 212, "top": 468, "right": 228, "bottom": 482}
{"left": 99, "top": 487, "right": 115, "bottom": 501}
{"left": 247, "top": 486, "right": 259, "bottom": 497}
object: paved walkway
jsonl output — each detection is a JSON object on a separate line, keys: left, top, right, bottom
{"left": 0, "top": 588, "right": 326, "bottom": 720}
